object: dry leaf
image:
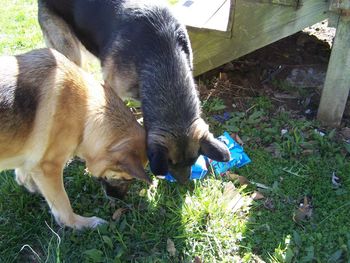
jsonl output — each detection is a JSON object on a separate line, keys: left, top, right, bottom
{"left": 238, "top": 176, "right": 250, "bottom": 185}
{"left": 219, "top": 72, "right": 228, "bottom": 81}
{"left": 220, "top": 182, "right": 249, "bottom": 213}
{"left": 251, "top": 191, "right": 265, "bottom": 200}
{"left": 263, "top": 198, "right": 275, "bottom": 211}
{"left": 193, "top": 256, "right": 202, "bottom": 263}
{"left": 231, "top": 133, "right": 244, "bottom": 145}
{"left": 112, "top": 208, "right": 128, "bottom": 221}
{"left": 226, "top": 172, "right": 239, "bottom": 181}
{"left": 167, "top": 238, "right": 176, "bottom": 256}
{"left": 293, "top": 196, "right": 313, "bottom": 223}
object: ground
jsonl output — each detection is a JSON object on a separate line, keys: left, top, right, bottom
{"left": 0, "top": 1, "right": 350, "bottom": 263}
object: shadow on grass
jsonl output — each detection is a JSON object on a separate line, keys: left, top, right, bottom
{"left": 0, "top": 160, "right": 190, "bottom": 262}
{"left": 2, "top": 148, "right": 349, "bottom": 262}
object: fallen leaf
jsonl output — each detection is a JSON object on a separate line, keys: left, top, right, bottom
{"left": 263, "top": 198, "right": 275, "bottom": 211}
{"left": 112, "top": 208, "right": 128, "bottom": 221}
{"left": 219, "top": 72, "right": 228, "bottom": 81}
{"left": 220, "top": 182, "right": 246, "bottom": 212}
{"left": 226, "top": 172, "right": 239, "bottom": 181}
{"left": 293, "top": 196, "right": 313, "bottom": 223}
{"left": 251, "top": 191, "right": 265, "bottom": 200}
{"left": 167, "top": 238, "right": 176, "bottom": 256}
{"left": 231, "top": 133, "right": 244, "bottom": 145}
{"left": 238, "top": 176, "right": 250, "bottom": 185}
{"left": 193, "top": 256, "right": 202, "bottom": 263}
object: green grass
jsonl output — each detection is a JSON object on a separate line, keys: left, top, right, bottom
{"left": 1, "top": 1, "right": 350, "bottom": 263}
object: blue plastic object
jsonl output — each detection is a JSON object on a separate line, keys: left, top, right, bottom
{"left": 208, "top": 132, "right": 251, "bottom": 175}
{"left": 164, "top": 132, "right": 251, "bottom": 182}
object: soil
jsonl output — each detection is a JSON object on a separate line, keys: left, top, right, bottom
{"left": 196, "top": 20, "right": 350, "bottom": 127}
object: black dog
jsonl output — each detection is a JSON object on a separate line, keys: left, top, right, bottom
{"left": 38, "top": 0, "right": 230, "bottom": 183}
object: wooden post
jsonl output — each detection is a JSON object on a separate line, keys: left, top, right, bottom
{"left": 317, "top": 4, "right": 350, "bottom": 126}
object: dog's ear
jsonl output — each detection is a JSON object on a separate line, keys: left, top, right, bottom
{"left": 147, "top": 144, "right": 169, "bottom": 175}
{"left": 176, "top": 28, "right": 193, "bottom": 69}
{"left": 200, "top": 135, "right": 231, "bottom": 162}
{"left": 121, "top": 157, "right": 152, "bottom": 184}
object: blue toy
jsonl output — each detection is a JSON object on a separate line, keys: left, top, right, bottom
{"left": 164, "top": 132, "right": 251, "bottom": 182}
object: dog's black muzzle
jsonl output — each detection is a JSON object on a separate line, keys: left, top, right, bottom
{"left": 169, "top": 166, "right": 191, "bottom": 184}
{"left": 98, "top": 178, "right": 134, "bottom": 199}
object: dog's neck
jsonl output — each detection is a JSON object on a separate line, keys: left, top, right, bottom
{"left": 75, "top": 78, "right": 140, "bottom": 161}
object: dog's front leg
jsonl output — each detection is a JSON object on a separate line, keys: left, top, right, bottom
{"left": 15, "top": 168, "right": 39, "bottom": 193}
{"left": 31, "top": 162, "right": 106, "bottom": 230}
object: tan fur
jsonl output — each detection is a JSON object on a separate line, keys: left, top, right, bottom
{"left": 0, "top": 49, "right": 148, "bottom": 229}
{"left": 38, "top": 1, "right": 83, "bottom": 66}
{"left": 148, "top": 118, "right": 211, "bottom": 166}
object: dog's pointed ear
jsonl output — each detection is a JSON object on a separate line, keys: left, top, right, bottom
{"left": 147, "top": 144, "right": 169, "bottom": 175}
{"left": 122, "top": 158, "right": 152, "bottom": 184}
{"left": 200, "top": 135, "right": 231, "bottom": 162}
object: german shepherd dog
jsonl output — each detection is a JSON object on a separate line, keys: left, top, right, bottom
{"left": 38, "top": 0, "right": 230, "bottom": 183}
{"left": 0, "top": 48, "right": 150, "bottom": 229}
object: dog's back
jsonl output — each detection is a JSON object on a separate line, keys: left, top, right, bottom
{"left": 0, "top": 50, "right": 55, "bottom": 161}
{"left": 0, "top": 49, "right": 89, "bottom": 169}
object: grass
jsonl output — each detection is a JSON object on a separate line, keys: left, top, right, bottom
{"left": 1, "top": 1, "right": 350, "bottom": 262}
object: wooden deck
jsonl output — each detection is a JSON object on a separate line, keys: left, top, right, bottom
{"left": 172, "top": 0, "right": 350, "bottom": 126}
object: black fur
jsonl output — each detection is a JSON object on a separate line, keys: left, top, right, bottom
{"left": 0, "top": 51, "right": 57, "bottom": 136}
{"left": 200, "top": 138, "right": 231, "bottom": 162}
{"left": 39, "top": 0, "right": 225, "bottom": 182}
{"left": 147, "top": 144, "right": 169, "bottom": 176}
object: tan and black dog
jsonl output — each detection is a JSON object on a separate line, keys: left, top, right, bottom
{"left": 38, "top": 0, "right": 231, "bottom": 183}
{"left": 0, "top": 48, "right": 150, "bottom": 229}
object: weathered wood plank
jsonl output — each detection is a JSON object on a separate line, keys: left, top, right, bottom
{"left": 173, "top": 0, "right": 231, "bottom": 31}
{"left": 329, "top": 0, "right": 350, "bottom": 12}
{"left": 317, "top": 15, "right": 350, "bottom": 127}
{"left": 259, "top": 0, "right": 300, "bottom": 7}
{"left": 188, "top": 0, "right": 329, "bottom": 76}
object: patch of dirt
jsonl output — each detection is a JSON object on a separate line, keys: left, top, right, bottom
{"left": 197, "top": 19, "right": 349, "bottom": 126}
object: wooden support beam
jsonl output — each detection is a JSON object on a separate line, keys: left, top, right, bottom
{"left": 317, "top": 15, "right": 350, "bottom": 127}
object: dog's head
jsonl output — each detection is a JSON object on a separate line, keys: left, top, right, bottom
{"left": 87, "top": 131, "right": 150, "bottom": 199}
{"left": 147, "top": 119, "right": 230, "bottom": 183}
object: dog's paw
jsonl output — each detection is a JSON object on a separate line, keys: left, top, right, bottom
{"left": 68, "top": 214, "right": 107, "bottom": 230}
